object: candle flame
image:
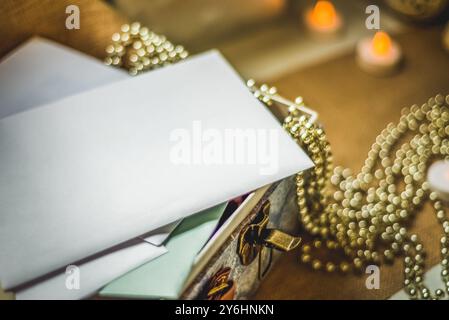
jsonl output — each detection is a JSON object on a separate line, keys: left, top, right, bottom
{"left": 372, "top": 31, "right": 392, "bottom": 56}
{"left": 311, "top": 1, "right": 337, "bottom": 27}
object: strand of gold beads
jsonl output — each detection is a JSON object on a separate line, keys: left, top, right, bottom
{"left": 104, "top": 22, "right": 188, "bottom": 75}
{"left": 248, "top": 81, "right": 449, "bottom": 300}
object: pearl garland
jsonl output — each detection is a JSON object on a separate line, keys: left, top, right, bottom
{"left": 104, "top": 22, "right": 188, "bottom": 75}
{"left": 248, "top": 81, "right": 448, "bottom": 300}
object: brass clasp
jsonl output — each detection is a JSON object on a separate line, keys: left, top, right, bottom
{"left": 237, "top": 201, "right": 301, "bottom": 279}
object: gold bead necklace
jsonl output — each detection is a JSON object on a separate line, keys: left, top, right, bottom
{"left": 104, "top": 22, "right": 188, "bottom": 75}
{"left": 248, "top": 81, "right": 449, "bottom": 300}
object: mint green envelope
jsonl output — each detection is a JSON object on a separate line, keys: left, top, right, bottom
{"left": 99, "top": 203, "right": 227, "bottom": 299}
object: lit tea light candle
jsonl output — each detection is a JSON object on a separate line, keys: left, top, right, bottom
{"left": 427, "top": 160, "right": 449, "bottom": 202}
{"left": 356, "top": 31, "right": 402, "bottom": 76}
{"left": 304, "top": 1, "right": 343, "bottom": 37}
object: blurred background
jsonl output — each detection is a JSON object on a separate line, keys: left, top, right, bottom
{"left": 107, "top": 0, "right": 449, "bottom": 79}
{"left": 1, "top": 0, "right": 449, "bottom": 81}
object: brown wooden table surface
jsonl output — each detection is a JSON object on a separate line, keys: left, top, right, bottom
{"left": 0, "top": 0, "right": 126, "bottom": 61}
{"left": 1, "top": 0, "right": 449, "bottom": 300}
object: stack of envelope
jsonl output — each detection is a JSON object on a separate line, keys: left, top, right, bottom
{"left": 0, "top": 38, "right": 313, "bottom": 299}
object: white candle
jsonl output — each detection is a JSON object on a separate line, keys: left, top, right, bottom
{"left": 427, "top": 160, "right": 449, "bottom": 202}
{"left": 304, "top": 1, "right": 343, "bottom": 37}
{"left": 356, "top": 31, "right": 402, "bottom": 76}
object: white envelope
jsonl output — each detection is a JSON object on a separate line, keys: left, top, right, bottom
{"left": 0, "top": 37, "right": 128, "bottom": 119}
{"left": 15, "top": 237, "right": 168, "bottom": 300}
{"left": 0, "top": 38, "right": 180, "bottom": 296}
{"left": 141, "top": 220, "right": 182, "bottom": 246}
{"left": 0, "top": 50, "right": 313, "bottom": 289}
